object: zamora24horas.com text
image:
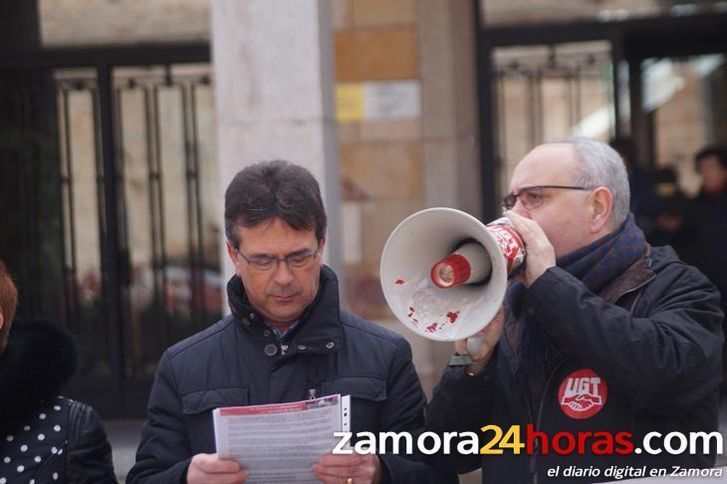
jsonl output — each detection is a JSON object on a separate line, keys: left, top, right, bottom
{"left": 332, "top": 424, "right": 724, "bottom": 459}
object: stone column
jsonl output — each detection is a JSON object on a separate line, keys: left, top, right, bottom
{"left": 419, "top": 0, "right": 481, "bottom": 218}
{"left": 417, "top": 0, "right": 482, "bottom": 394}
{"left": 211, "top": 0, "right": 343, "bottom": 286}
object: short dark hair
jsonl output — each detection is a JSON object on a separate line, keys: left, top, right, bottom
{"left": 0, "top": 259, "right": 18, "bottom": 354}
{"left": 224, "top": 160, "right": 327, "bottom": 247}
{"left": 695, "top": 145, "right": 727, "bottom": 171}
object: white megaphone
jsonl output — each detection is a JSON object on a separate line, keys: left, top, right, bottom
{"left": 380, "top": 208, "right": 525, "bottom": 350}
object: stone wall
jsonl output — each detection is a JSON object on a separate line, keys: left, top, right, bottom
{"left": 332, "top": 0, "right": 425, "bottom": 322}
{"left": 39, "top": 0, "right": 209, "bottom": 46}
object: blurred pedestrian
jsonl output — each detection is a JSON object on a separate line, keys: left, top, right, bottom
{"left": 649, "top": 166, "right": 688, "bottom": 249}
{"left": 681, "top": 146, "right": 727, "bottom": 392}
{"left": 609, "top": 137, "right": 662, "bottom": 238}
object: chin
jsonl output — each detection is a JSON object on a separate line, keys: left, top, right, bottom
{"left": 271, "top": 305, "right": 302, "bottom": 320}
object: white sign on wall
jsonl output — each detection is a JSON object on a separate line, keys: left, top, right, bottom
{"left": 336, "top": 80, "right": 421, "bottom": 122}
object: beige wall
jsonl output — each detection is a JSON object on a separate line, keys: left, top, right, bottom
{"left": 39, "top": 0, "right": 209, "bottom": 46}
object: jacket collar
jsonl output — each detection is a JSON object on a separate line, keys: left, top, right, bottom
{"left": 500, "top": 245, "right": 656, "bottom": 384}
{"left": 0, "top": 320, "right": 77, "bottom": 434}
{"left": 226, "top": 265, "right": 343, "bottom": 357}
{"left": 599, "top": 244, "right": 656, "bottom": 304}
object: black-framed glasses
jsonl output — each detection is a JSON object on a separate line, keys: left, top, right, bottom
{"left": 237, "top": 244, "right": 321, "bottom": 272}
{"left": 502, "top": 185, "right": 594, "bottom": 210}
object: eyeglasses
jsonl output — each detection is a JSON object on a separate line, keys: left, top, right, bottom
{"left": 502, "top": 185, "right": 594, "bottom": 210}
{"left": 236, "top": 244, "right": 321, "bottom": 272}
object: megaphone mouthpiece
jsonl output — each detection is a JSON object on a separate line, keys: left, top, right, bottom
{"left": 430, "top": 242, "right": 492, "bottom": 288}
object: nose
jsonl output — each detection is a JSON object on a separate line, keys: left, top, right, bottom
{"left": 272, "top": 259, "right": 295, "bottom": 286}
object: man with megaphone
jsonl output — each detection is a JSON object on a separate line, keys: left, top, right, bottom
{"left": 423, "top": 138, "right": 724, "bottom": 483}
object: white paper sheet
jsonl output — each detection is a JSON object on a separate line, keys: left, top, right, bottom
{"left": 214, "top": 394, "right": 351, "bottom": 483}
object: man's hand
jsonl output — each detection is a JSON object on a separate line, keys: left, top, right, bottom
{"left": 187, "top": 453, "right": 247, "bottom": 484}
{"left": 455, "top": 307, "right": 505, "bottom": 374}
{"left": 506, "top": 210, "right": 555, "bottom": 287}
{"left": 313, "top": 453, "right": 381, "bottom": 484}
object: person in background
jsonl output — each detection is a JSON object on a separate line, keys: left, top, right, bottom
{"left": 0, "top": 259, "right": 117, "bottom": 483}
{"left": 680, "top": 145, "right": 727, "bottom": 393}
{"left": 649, "top": 166, "right": 688, "bottom": 249}
{"left": 609, "top": 137, "right": 662, "bottom": 239}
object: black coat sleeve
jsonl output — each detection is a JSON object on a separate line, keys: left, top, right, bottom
{"left": 527, "top": 265, "right": 724, "bottom": 414}
{"left": 424, "top": 354, "right": 498, "bottom": 474}
{"left": 66, "top": 401, "right": 117, "bottom": 484}
{"left": 375, "top": 337, "right": 458, "bottom": 484}
{"left": 126, "top": 352, "right": 192, "bottom": 484}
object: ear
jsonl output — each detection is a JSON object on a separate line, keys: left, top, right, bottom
{"left": 589, "top": 187, "right": 614, "bottom": 233}
{"left": 317, "top": 238, "right": 327, "bottom": 264}
{"left": 0, "top": 311, "right": 4, "bottom": 332}
{"left": 225, "top": 240, "right": 240, "bottom": 268}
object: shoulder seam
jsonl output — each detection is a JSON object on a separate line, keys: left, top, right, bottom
{"left": 166, "top": 317, "right": 235, "bottom": 359}
{"left": 339, "top": 315, "right": 405, "bottom": 351}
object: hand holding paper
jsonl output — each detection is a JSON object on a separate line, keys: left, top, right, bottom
{"left": 187, "top": 453, "right": 248, "bottom": 484}
{"left": 313, "top": 453, "right": 381, "bottom": 484}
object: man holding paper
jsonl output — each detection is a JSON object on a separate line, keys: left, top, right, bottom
{"left": 127, "top": 160, "right": 455, "bottom": 484}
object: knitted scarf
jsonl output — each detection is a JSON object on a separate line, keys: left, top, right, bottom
{"left": 506, "top": 215, "right": 647, "bottom": 398}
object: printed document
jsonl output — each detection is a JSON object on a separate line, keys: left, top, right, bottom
{"left": 213, "top": 394, "right": 351, "bottom": 483}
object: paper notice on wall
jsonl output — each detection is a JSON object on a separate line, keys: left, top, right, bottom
{"left": 213, "top": 394, "right": 351, "bottom": 483}
{"left": 336, "top": 84, "right": 365, "bottom": 122}
{"left": 336, "top": 80, "right": 421, "bottom": 122}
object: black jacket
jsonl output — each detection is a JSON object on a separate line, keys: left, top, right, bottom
{"left": 427, "top": 246, "right": 724, "bottom": 483}
{"left": 681, "top": 189, "right": 727, "bottom": 311}
{"left": 127, "top": 266, "right": 456, "bottom": 484}
{"left": 0, "top": 320, "right": 116, "bottom": 483}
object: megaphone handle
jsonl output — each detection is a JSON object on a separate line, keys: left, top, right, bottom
{"left": 466, "top": 335, "right": 486, "bottom": 356}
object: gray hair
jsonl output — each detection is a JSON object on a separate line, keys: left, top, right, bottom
{"left": 547, "top": 137, "right": 630, "bottom": 228}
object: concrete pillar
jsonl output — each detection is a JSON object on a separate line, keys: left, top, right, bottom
{"left": 419, "top": 0, "right": 481, "bottom": 219}
{"left": 415, "top": 0, "right": 483, "bottom": 395}
{"left": 211, "top": 0, "right": 343, "bottom": 287}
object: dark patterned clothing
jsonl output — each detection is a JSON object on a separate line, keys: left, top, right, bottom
{"left": 1, "top": 396, "right": 69, "bottom": 483}
{"left": 0, "top": 320, "right": 116, "bottom": 484}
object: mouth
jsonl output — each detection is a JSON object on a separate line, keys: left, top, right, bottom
{"left": 272, "top": 294, "right": 297, "bottom": 303}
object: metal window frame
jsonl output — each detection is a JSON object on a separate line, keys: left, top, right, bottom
{"left": 472, "top": 2, "right": 727, "bottom": 219}
{"left": 1, "top": 42, "right": 211, "bottom": 417}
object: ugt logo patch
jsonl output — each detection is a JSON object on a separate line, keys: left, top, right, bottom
{"left": 558, "top": 368, "right": 607, "bottom": 419}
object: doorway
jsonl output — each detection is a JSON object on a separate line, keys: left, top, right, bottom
{"left": 0, "top": 45, "right": 221, "bottom": 417}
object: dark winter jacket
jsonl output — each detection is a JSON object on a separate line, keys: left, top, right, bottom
{"left": 127, "top": 266, "right": 456, "bottom": 484}
{"left": 681, "top": 189, "right": 727, "bottom": 312}
{"left": 0, "top": 320, "right": 116, "bottom": 483}
{"left": 426, "top": 246, "right": 724, "bottom": 483}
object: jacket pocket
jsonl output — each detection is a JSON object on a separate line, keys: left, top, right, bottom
{"left": 320, "top": 376, "right": 387, "bottom": 402}
{"left": 181, "top": 387, "right": 250, "bottom": 415}
{"left": 320, "top": 377, "right": 386, "bottom": 434}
